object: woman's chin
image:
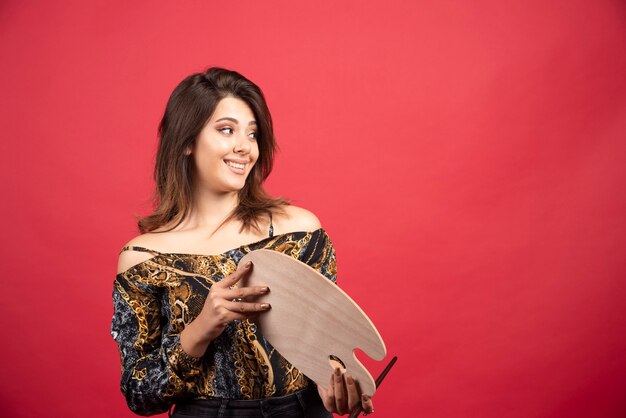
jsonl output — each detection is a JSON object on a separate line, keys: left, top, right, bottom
{"left": 221, "top": 181, "right": 246, "bottom": 193}
{"left": 206, "top": 176, "right": 249, "bottom": 194}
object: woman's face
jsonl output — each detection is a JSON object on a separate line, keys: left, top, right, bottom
{"left": 189, "top": 97, "right": 260, "bottom": 195}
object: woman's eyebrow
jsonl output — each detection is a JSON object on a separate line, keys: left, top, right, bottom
{"left": 214, "top": 117, "right": 257, "bottom": 125}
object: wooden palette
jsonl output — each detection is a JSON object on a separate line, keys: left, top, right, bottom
{"left": 238, "top": 250, "right": 387, "bottom": 396}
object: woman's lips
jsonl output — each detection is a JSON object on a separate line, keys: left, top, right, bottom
{"left": 224, "top": 160, "right": 246, "bottom": 174}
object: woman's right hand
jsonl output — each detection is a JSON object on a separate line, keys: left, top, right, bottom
{"left": 180, "top": 260, "right": 270, "bottom": 357}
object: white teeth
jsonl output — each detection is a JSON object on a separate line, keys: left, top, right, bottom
{"left": 225, "top": 161, "right": 245, "bottom": 170}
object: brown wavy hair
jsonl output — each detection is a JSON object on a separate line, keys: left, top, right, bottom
{"left": 136, "top": 67, "right": 289, "bottom": 234}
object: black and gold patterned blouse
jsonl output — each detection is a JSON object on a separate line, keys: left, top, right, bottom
{"left": 110, "top": 227, "right": 337, "bottom": 416}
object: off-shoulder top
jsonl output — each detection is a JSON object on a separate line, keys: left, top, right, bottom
{"left": 110, "top": 225, "right": 337, "bottom": 416}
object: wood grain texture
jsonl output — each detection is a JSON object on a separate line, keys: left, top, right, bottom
{"left": 238, "top": 249, "right": 387, "bottom": 396}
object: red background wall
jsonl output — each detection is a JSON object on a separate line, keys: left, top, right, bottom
{"left": 1, "top": 1, "right": 625, "bottom": 417}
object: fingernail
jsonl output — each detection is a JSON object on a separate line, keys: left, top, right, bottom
{"left": 261, "top": 286, "right": 269, "bottom": 293}
{"left": 261, "top": 303, "right": 271, "bottom": 310}
{"left": 346, "top": 375, "right": 354, "bottom": 385}
{"left": 246, "top": 261, "right": 252, "bottom": 267}
{"left": 334, "top": 367, "right": 341, "bottom": 376}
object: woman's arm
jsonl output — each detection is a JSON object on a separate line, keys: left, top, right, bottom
{"left": 110, "top": 268, "right": 203, "bottom": 416}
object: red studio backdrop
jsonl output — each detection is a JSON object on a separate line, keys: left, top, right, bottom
{"left": 1, "top": 1, "right": 625, "bottom": 417}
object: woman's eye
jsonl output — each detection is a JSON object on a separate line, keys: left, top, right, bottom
{"left": 249, "top": 131, "right": 258, "bottom": 140}
{"left": 219, "top": 127, "right": 234, "bottom": 135}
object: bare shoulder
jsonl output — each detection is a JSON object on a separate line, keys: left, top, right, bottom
{"left": 273, "top": 205, "right": 322, "bottom": 235}
{"left": 116, "top": 233, "right": 162, "bottom": 275}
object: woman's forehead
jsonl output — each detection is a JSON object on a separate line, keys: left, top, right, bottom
{"left": 211, "top": 97, "right": 256, "bottom": 123}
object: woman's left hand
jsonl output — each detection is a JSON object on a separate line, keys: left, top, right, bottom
{"left": 317, "top": 368, "right": 375, "bottom": 416}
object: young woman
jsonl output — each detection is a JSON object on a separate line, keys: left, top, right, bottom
{"left": 110, "top": 67, "right": 375, "bottom": 417}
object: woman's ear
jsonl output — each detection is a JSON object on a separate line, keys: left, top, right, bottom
{"left": 184, "top": 146, "right": 192, "bottom": 156}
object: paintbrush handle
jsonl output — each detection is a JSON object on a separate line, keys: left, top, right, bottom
{"left": 348, "top": 356, "right": 398, "bottom": 418}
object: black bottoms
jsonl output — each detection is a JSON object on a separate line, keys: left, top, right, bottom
{"left": 169, "top": 388, "right": 332, "bottom": 418}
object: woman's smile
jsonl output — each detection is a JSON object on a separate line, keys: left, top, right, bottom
{"left": 224, "top": 158, "right": 247, "bottom": 174}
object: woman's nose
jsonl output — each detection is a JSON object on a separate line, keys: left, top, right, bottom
{"left": 233, "top": 132, "right": 251, "bottom": 154}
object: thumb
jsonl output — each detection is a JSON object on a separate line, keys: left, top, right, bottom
{"left": 217, "top": 260, "right": 253, "bottom": 288}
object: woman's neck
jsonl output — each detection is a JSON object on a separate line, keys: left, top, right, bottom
{"left": 182, "top": 189, "right": 240, "bottom": 231}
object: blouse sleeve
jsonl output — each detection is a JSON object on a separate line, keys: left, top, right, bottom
{"left": 299, "top": 229, "right": 338, "bottom": 284}
{"left": 110, "top": 263, "right": 203, "bottom": 416}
